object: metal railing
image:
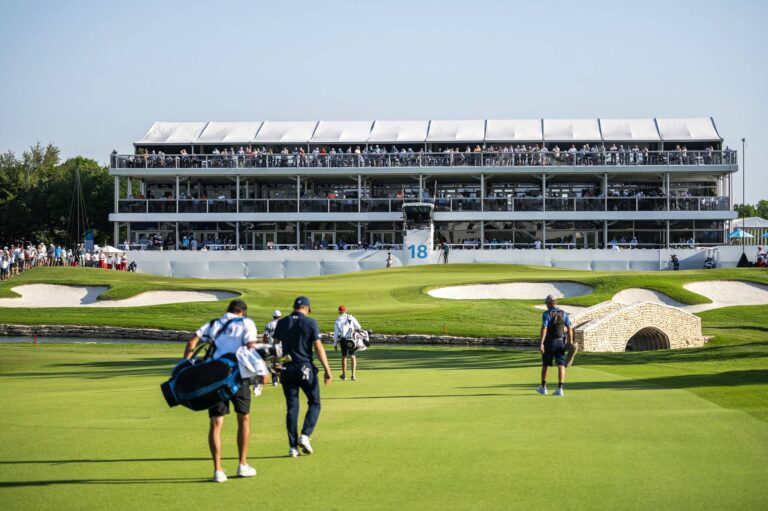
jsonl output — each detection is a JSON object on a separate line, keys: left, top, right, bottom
{"left": 116, "top": 195, "right": 731, "bottom": 214}
{"left": 112, "top": 149, "right": 738, "bottom": 170}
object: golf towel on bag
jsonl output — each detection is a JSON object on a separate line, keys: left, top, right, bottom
{"left": 161, "top": 354, "right": 241, "bottom": 411}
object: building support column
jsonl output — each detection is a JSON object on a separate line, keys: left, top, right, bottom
{"left": 357, "top": 221, "right": 361, "bottom": 245}
{"left": 236, "top": 175, "right": 240, "bottom": 213}
{"left": 480, "top": 220, "right": 485, "bottom": 249}
{"left": 603, "top": 221, "right": 608, "bottom": 249}
{"left": 296, "top": 221, "right": 301, "bottom": 249}
{"left": 666, "top": 172, "right": 671, "bottom": 212}
{"left": 113, "top": 222, "right": 119, "bottom": 247}
{"left": 296, "top": 176, "right": 301, "bottom": 212}
{"left": 127, "top": 177, "right": 132, "bottom": 198}
{"left": 114, "top": 176, "right": 119, "bottom": 215}
{"left": 358, "top": 175, "right": 362, "bottom": 212}
{"left": 236, "top": 221, "right": 240, "bottom": 248}
{"left": 126, "top": 223, "right": 131, "bottom": 245}
{"left": 480, "top": 174, "right": 485, "bottom": 211}
{"left": 542, "top": 174, "right": 547, "bottom": 212}
{"left": 666, "top": 220, "right": 670, "bottom": 249}
{"left": 175, "top": 176, "right": 180, "bottom": 213}
{"left": 603, "top": 173, "right": 608, "bottom": 211}
{"left": 175, "top": 222, "right": 179, "bottom": 250}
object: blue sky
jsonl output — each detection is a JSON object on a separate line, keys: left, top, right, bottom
{"left": 1, "top": 0, "right": 766, "bottom": 201}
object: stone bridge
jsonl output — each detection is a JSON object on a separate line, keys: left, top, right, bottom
{"left": 571, "top": 301, "right": 706, "bottom": 352}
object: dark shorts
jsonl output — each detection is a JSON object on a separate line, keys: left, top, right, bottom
{"left": 542, "top": 338, "right": 567, "bottom": 367}
{"left": 340, "top": 339, "right": 355, "bottom": 357}
{"left": 208, "top": 380, "right": 251, "bottom": 418}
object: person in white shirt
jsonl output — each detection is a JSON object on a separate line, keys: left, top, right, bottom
{"left": 262, "top": 310, "right": 282, "bottom": 386}
{"left": 534, "top": 239, "right": 542, "bottom": 250}
{"left": 184, "top": 300, "right": 261, "bottom": 483}
{"left": 333, "top": 305, "right": 362, "bottom": 381}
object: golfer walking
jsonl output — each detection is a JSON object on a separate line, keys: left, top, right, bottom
{"left": 273, "top": 296, "right": 332, "bottom": 457}
{"left": 333, "top": 305, "right": 362, "bottom": 381}
{"left": 184, "top": 299, "right": 261, "bottom": 482}
{"left": 537, "top": 294, "right": 573, "bottom": 396}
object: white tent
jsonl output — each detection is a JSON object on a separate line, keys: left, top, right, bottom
{"left": 99, "top": 245, "right": 124, "bottom": 254}
{"left": 367, "top": 120, "right": 430, "bottom": 143}
{"left": 195, "top": 122, "right": 263, "bottom": 144}
{"left": 310, "top": 121, "right": 374, "bottom": 144}
{"left": 543, "top": 119, "right": 602, "bottom": 141}
{"left": 135, "top": 122, "right": 209, "bottom": 145}
{"left": 732, "top": 217, "right": 768, "bottom": 229}
{"left": 252, "top": 121, "right": 318, "bottom": 144}
{"left": 599, "top": 118, "right": 661, "bottom": 141}
{"left": 655, "top": 118, "right": 721, "bottom": 141}
{"left": 484, "top": 119, "right": 542, "bottom": 142}
{"left": 426, "top": 120, "right": 486, "bottom": 143}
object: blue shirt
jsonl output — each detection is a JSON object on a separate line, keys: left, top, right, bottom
{"left": 541, "top": 308, "right": 572, "bottom": 335}
{"left": 274, "top": 311, "right": 321, "bottom": 364}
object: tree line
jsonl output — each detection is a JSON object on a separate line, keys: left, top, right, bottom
{"left": 734, "top": 201, "right": 768, "bottom": 220}
{"left": 0, "top": 143, "right": 113, "bottom": 245}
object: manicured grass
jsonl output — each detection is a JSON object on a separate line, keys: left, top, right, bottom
{"left": 0, "top": 342, "right": 766, "bottom": 510}
{"left": 1, "top": 265, "right": 767, "bottom": 338}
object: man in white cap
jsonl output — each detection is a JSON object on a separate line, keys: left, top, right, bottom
{"left": 538, "top": 294, "right": 573, "bottom": 396}
{"left": 263, "top": 310, "right": 282, "bottom": 386}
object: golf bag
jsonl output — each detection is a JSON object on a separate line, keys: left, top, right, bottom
{"left": 160, "top": 318, "right": 245, "bottom": 411}
{"left": 342, "top": 328, "right": 371, "bottom": 354}
{"left": 252, "top": 342, "right": 292, "bottom": 374}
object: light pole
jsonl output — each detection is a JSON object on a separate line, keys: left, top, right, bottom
{"left": 742, "top": 137, "right": 746, "bottom": 254}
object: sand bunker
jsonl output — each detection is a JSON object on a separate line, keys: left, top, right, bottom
{"left": 0, "top": 284, "right": 237, "bottom": 308}
{"left": 428, "top": 282, "right": 592, "bottom": 300}
{"left": 612, "top": 281, "right": 768, "bottom": 313}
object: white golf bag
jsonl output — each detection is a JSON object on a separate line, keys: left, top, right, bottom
{"left": 343, "top": 328, "right": 371, "bottom": 353}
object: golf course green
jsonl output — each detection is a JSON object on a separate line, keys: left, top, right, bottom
{"left": 0, "top": 265, "right": 767, "bottom": 509}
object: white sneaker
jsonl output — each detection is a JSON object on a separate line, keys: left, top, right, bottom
{"left": 237, "top": 464, "right": 257, "bottom": 477}
{"left": 553, "top": 387, "right": 564, "bottom": 396}
{"left": 298, "top": 434, "right": 313, "bottom": 455}
{"left": 288, "top": 447, "right": 300, "bottom": 457}
{"left": 536, "top": 385, "right": 548, "bottom": 395}
{"left": 213, "top": 470, "right": 227, "bottom": 483}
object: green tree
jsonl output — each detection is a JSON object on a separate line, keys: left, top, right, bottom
{"left": 734, "top": 203, "right": 758, "bottom": 218}
{"left": 756, "top": 200, "right": 768, "bottom": 220}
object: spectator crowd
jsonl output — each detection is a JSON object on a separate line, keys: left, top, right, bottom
{"left": 0, "top": 243, "right": 134, "bottom": 281}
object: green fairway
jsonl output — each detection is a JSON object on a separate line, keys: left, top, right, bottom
{"left": 0, "top": 342, "right": 766, "bottom": 510}
{"left": 1, "top": 265, "right": 768, "bottom": 338}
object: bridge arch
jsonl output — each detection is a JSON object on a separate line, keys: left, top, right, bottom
{"left": 625, "top": 327, "right": 670, "bottom": 351}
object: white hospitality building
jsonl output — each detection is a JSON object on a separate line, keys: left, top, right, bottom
{"left": 108, "top": 118, "right": 741, "bottom": 277}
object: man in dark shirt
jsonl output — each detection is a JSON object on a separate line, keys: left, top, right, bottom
{"left": 538, "top": 294, "right": 573, "bottom": 397}
{"left": 273, "top": 296, "right": 333, "bottom": 457}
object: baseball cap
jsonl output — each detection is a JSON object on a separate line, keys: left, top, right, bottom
{"left": 338, "top": 305, "right": 347, "bottom": 313}
{"left": 272, "top": 309, "right": 281, "bottom": 318}
{"left": 544, "top": 294, "right": 557, "bottom": 304}
{"left": 293, "top": 296, "right": 311, "bottom": 312}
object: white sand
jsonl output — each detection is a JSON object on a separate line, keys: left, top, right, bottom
{"left": 0, "top": 284, "right": 238, "bottom": 308}
{"left": 611, "top": 281, "right": 768, "bottom": 313}
{"left": 428, "top": 282, "right": 593, "bottom": 300}
{"left": 612, "top": 289, "right": 685, "bottom": 308}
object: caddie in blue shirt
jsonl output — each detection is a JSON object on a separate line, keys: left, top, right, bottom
{"left": 273, "top": 296, "right": 333, "bottom": 457}
{"left": 537, "top": 294, "right": 573, "bottom": 397}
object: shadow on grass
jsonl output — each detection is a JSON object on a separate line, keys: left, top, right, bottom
{"left": 0, "top": 357, "right": 179, "bottom": 379}
{"left": 0, "top": 477, "right": 209, "bottom": 487}
{"left": 362, "top": 348, "right": 538, "bottom": 371}
{"left": 325, "top": 392, "right": 520, "bottom": 400}
{"left": 578, "top": 342, "right": 768, "bottom": 366}
{"left": 488, "top": 369, "right": 768, "bottom": 391}
{"left": 0, "top": 455, "right": 286, "bottom": 466}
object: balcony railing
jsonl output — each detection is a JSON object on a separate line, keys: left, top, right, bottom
{"left": 112, "top": 149, "right": 738, "bottom": 170}
{"left": 116, "top": 195, "right": 731, "bottom": 214}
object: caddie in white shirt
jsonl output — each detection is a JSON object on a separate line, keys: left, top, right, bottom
{"left": 183, "top": 299, "right": 262, "bottom": 483}
{"left": 333, "top": 305, "right": 362, "bottom": 381}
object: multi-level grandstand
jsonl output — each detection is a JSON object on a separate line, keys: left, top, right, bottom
{"left": 110, "top": 118, "right": 736, "bottom": 256}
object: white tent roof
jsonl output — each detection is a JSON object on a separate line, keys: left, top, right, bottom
{"left": 367, "top": 120, "right": 430, "bottom": 143}
{"left": 252, "top": 121, "right": 318, "bottom": 144}
{"left": 732, "top": 217, "right": 768, "bottom": 229}
{"left": 427, "top": 120, "right": 485, "bottom": 142}
{"left": 543, "top": 119, "right": 602, "bottom": 141}
{"left": 135, "top": 122, "right": 208, "bottom": 145}
{"left": 485, "top": 119, "right": 542, "bottom": 142}
{"left": 310, "top": 121, "right": 374, "bottom": 144}
{"left": 599, "top": 118, "right": 660, "bottom": 141}
{"left": 196, "top": 122, "right": 263, "bottom": 144}
{"left": 655, "top": 118, "right": 721, "bottom": 141}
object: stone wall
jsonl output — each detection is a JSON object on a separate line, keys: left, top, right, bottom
{"left": 576, "top": 302, "right": 706, "bottom": 352}
{"left": 0, "top": 323, "right": 536, "bottom": 348}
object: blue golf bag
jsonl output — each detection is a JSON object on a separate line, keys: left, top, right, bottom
{"left": 161, "top": 318, "right": 244, "bottom": 411}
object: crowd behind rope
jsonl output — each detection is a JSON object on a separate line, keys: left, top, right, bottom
{"left": 121, "top": 143, "right": 733, "bottom": 169}
{"left": 0, "top": 243, "right": 134, "bottom": 281}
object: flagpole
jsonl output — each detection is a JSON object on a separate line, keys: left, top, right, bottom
{"left": 741, "top": 137, "right": 746, "bottom": 255}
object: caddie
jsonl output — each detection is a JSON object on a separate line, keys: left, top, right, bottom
{"left": 537, "top": 294, "right": 573, "bottom": 397}
{"left": 333, "top": 305, "right": 363, "bottom": 381}
{"left": 183, "top": 299, "right": 261, "bottom": 482}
